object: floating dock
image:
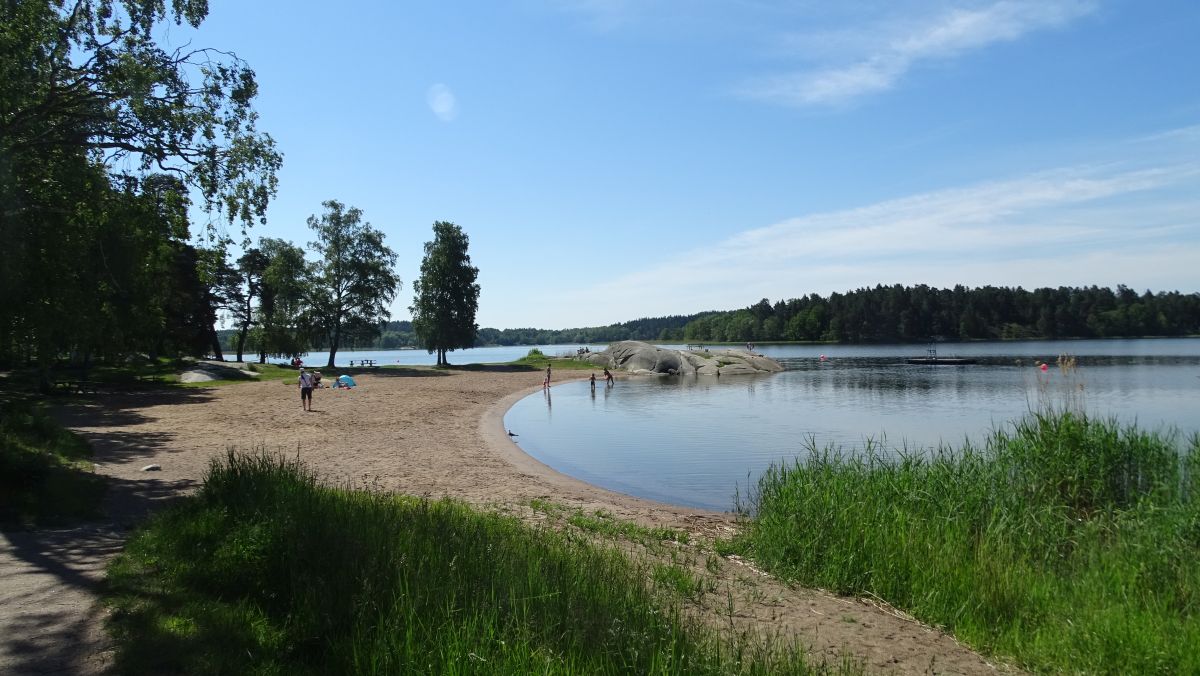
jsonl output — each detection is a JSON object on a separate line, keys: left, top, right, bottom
{"left": 907, "top": 346, "right": 976, "bottom": 365}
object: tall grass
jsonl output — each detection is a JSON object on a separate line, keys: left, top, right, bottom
{"left": 729, "top": 411, "right": 1200, "bottom": 674}
{"left": 106, "top": 451, "right": 836, "bottom": 675}
{"left": 0, "top": 400, "right": 105, "bottom": 527}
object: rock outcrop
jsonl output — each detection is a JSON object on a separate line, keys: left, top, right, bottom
{"left": 585, "top": 341, "right": 783, "bottom": 376}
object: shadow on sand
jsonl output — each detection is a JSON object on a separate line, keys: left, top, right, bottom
{"left": 0, "top": 472, "right": 194, "bottom": 675}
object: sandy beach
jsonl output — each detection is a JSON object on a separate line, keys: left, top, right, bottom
{"left": 1, "top": 366, "right": 1006, "bottom": 674}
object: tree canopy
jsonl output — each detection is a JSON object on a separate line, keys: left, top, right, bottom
{"left": 1, "top": 0, "right": 281, "bottom": 372}
{"left": 410, "top": 221, "right": 480, "bottom": 366}
{"left": 307, "top": 201, "right": 400, "bottom": 368}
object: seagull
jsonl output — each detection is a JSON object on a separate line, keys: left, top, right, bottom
{"left": 507, "top": 430, "right": 519, "bottom": 437}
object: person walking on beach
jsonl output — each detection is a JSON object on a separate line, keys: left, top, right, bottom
{"left": 298, "top": 368, "right": 315, "bottom": 412}
{"left": 543, "top": 364, "right": 552, "bottom": 389}
{"left": 603, "top": 367, "right": 614, "bottom": 386}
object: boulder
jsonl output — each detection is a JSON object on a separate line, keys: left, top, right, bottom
{"left": 586, "top": 341, "right": 782, "bottom": 376}
{"left": 178, "top": 360, "right": 260, "bottom": 383}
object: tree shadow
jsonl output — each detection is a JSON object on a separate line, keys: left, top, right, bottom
{"left": 0, "top": 473, "right": 193, "bottom": 674}
{"left": 49, "top": 387, "right": 216, "bottom": 430}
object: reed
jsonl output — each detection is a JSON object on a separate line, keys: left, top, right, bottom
{"left": 729, "top": 410, "right": 1200, "bottom": 674}
{"left": 106, "top": 450, "right": 839, "bottom": 675}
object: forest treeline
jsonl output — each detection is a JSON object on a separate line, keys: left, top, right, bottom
{"left": 220, "top": 314, "right": 709, "bottom": 352}
{"left": 233, "top": 283, "right": 1200, "bottom": 354}
{"left": 678, "top": 284, "right": 1200, "bottom": 343}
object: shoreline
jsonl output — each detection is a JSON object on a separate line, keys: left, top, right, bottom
{"left": 481, "top": 379, "right": 736, "bottom": 535}
{"left": 0, "top": 367, "right": 1001, "bottom": 675}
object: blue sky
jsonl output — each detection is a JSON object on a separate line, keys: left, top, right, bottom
{"left": 182, "top": 0, "right": 1200, "bottom": 329}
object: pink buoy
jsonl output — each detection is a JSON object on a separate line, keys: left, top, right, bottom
{"left": 1040, "top": 363, "right": 1048, "bottom": 372}
{"left": 819, "top": 354, "right": 826, "bottom": 361}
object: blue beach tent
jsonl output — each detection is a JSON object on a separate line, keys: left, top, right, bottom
{"left": 338, "top": 374, "right": 357, "bottom": 388}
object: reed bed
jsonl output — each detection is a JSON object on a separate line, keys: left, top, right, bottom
{"left": 730, "top": 410, "right": 1200, "bottom": 674}
{"left": 106, "top": 451, "right": 834, "bottom": 675}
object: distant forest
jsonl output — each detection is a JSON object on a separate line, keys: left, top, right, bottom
{"left": 217, "top": 285, "right": 1200, "bottom": 352}
{"left": 679, "top": 284, "right": 1200, "bottom": 344}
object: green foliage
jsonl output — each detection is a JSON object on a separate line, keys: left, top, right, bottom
{"left": 106, "top": 451, "right": 831, "bottom": 675}
{"left": 683, "top": 285, "right": 1200, "bottom": 344}
{"left": 507, "top": 353, "right": 596, "bottom": 371}
{"left": 0, "top": 400, "right": 105, "bottom": 528}
{"left": 0, "top": 0, "right": 280, "bottom": 368}
{"left": 729, "top": 412, "right": 1200, "bottom": 674}
{"left": 307, "top": 201, "right": 401, "bottom": 368}
{"left": 476, "top": 313, "right": 711, "bottom": 347}
{"left": 250, "top": 237, "right": 311, "bottom": 362}
{"left": 410, "top": 221, "right": 481, "bottom": 366}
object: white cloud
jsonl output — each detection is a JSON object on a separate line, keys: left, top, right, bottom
{"left": 741, "top": 0, "right": 1097, "bottom": 107}
{"left": 540, "top": 154, "right": 1200, "bottom": 326}
{"left": 426, "top": 83, "right": 458, "bottom": 121}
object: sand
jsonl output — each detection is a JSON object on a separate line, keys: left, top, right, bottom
{"left": 0, "top": 366, "right": 1008, "bottom": 674}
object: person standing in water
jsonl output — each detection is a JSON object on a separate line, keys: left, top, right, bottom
{"left": 603, "top": 367, "right": 614, "bottom": 386}
{"left": 589, "top": 372, "right": 596, "bottom": 392}
{"left": 543, "top": 364, "right": 552, "bottom": 389}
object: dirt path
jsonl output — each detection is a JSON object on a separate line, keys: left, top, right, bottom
{"left": 1, "top": 367, "right": 1008, "bottom": 674}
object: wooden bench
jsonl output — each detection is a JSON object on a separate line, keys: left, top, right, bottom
{"left": 349, "top": 359, "right": 378, "bottom": 368}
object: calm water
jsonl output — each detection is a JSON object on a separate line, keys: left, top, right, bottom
{"left": 300, "top": 344, "right": 607, "bottom": 367}
{"left": 504, "top": 339, "right": 1200, "bottom": 511}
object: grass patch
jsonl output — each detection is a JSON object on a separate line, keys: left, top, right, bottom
{"left": 0, "top": 399, "right": 105, "bottom": 528}
{"left": 726, "top": 411, "right": 1200, "bottom": 674}
{"left": 508, "top": 348, "right": 602, "bottom": 371}
{"left": 106, "top": 451, "right": 841, "bottom": 675}
{"left": 175, "top": 362, "right": 298, "bottom": 388}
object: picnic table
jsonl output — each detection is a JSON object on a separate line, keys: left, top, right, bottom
{"left": 348, "top": 359, "right": 378, "bottom": 367}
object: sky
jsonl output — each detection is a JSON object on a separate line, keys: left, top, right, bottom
{"left": 176, "top": 0, "right": 1200, "bottom": 330}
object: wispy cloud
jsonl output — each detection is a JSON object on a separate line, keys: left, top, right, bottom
{"left": 543, "top": 128, "right": 1200, "bottom": 326}
{"left": 426, "top": 83, "right": 458, "bottom": 121}
{"left": 741, "top": 0, "right": 1097, "bottom": 107}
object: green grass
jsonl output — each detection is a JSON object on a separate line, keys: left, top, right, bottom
{"left": 174, "top": 362, "right": 299, "bottom": 388}
{"left": 726, "top": 410, "right": 1200, "bottom": 674}
{"left": 530, "top": 499, "right": 691, "bottom": 545}
{"left": 106, "top": 451, "right": 843, "bottom": 675}
{"left": 0, "top": 399, "right": 106, "bottom": 528}
{"left": 507, "top": 348, "right": 603, "bottom": 371}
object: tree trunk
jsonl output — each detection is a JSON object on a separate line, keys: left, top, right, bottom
{"left": 327, "top": 326, "right": 340, "bottom": 369}
{"left": 209, "top": 326, "right": 224, "bottom": 361}
{"left": 235, "top": 326, "right": 248, "bottom": 363}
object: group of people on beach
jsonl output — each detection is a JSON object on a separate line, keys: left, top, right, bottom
{"left": 297, "top": 368, "right": 358, "bottom": 411}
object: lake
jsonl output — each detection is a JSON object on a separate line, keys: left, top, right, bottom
{"left": 504, "top": 339, "right": 1200, "bottom": 511}
{"left": 301, "top": 344, "right": 608, "bottom": 367}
